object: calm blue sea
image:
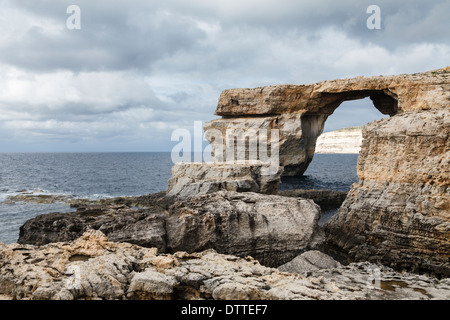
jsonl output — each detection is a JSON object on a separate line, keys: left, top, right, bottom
{"left": 0, "top": 153, "right": 358, "bottom": 243}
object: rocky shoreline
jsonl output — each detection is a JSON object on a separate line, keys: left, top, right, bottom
{"left": 1, "top": 68, "right": 449, "bottom": 300}
{"left": 1, "top": 230, "right": 449, "bottom": 300}
{"left": 2, "top": 187, "right": 448, "bottom": 300}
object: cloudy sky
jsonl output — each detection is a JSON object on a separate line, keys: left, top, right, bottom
{"left": 0, "top": 0, "right": 448, "bottom": 152}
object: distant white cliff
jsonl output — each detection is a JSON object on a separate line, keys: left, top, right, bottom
{"left": 315, "top": 127, "right": 363, "bottom": 154}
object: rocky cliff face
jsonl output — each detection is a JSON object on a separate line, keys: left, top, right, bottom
{"left": 315, "top": 127, "right": 362, "bottom": 154}
{"left": 324, "top": 109, "right": 450, "bottom": 276}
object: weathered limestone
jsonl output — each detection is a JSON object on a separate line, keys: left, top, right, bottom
{"left": 215, "top": 68, "right": 449, "bottom": 116}
{"left": 198, "top": 67, "right": 450, "bottom": 276}
{"left": 204, "top": 113, "right": 314, "bottom": 176}
{"left": 1, "top": 231, "right": 449, "bottom": 300}
{"left": 165, "top": 191, "right": 322, "bottom": 267}
{"left": 324, "top": 109, "right": 450, "bottom": 276}
{"left": 160, "top": 162, "right": 282, "bottom": 205}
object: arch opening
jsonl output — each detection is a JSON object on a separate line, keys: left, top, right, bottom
{"left": 278, "top": 95, "right": 392, "bottom": 224}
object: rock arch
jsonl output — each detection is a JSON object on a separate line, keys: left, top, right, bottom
{"left": 205, "top": 69, "right": 448, "bottom": 176}
{"left": 206, "top": 89, "right": 398, "bottom": 176}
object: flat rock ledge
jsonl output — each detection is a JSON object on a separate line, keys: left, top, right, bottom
{"left": 1, "top": 230, "right": 449, "bottom": 300}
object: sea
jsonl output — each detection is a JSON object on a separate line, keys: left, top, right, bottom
{"left": 0, "top": 153, "right": 358, "bottom": 244}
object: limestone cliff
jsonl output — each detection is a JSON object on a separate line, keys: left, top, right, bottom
{"left": 324, "top": 109, "right": 450, "bottom": 276}
{"left": 215, "top": 67, "right": 449, "bottom": 116}
{"left": 315, "top": 127, "right": 363, "bottom": 154}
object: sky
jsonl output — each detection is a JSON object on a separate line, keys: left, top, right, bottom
{"left": 0, "top": 0, "right": 448, "bottom": 152}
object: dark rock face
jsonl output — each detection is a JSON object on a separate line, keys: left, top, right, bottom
{"left": 18, "top": 205, "right": 168, "bottom": 253}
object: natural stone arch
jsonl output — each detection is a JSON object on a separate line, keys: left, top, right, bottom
{"left": 290, "top": 89, "right": 398, "bottom": 176}
{"left": 205, "top": 87, "right": 399, "bottom": 176}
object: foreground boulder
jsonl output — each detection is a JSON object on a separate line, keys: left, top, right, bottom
{"left": 1, "top": 231, "right": 449, "bottom": 300}
{"left": 278, "top": 250, "right": 341, "bottom": 274}
{"left": 165, "top": 191, "right": 322, "bottom": 267}
{"left": 18, "top": 205, "right": 168, "bottom": 252}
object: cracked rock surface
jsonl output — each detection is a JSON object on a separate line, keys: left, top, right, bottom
{"left": 1, "top": 230, "right": 449, "bottom": 300}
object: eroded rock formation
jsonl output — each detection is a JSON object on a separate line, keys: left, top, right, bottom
{"left": 160, "top": 162, "right": 282, "bottom": 205}
{"left": 206, "top": 67, "right": 449, "bottom": 176}
{"left": 324, "top": 109, "right": 450, "bottom": 276}
{"left": 165, "top": 191, "right": 322, "bottom": 267}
